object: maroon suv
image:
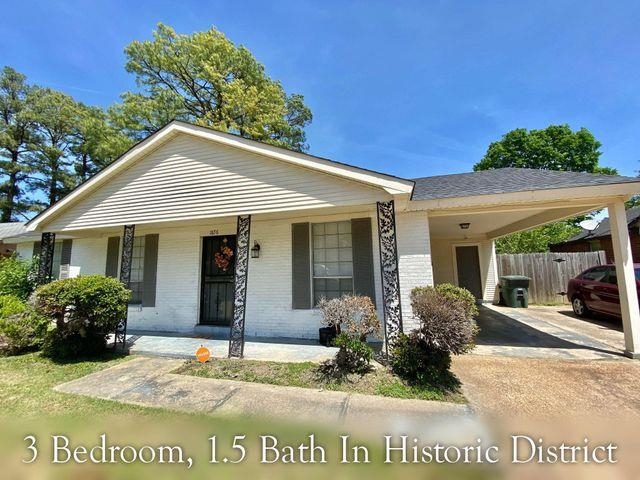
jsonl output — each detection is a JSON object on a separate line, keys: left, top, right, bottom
{"left": 567, "top": 264, "right": 640, "bottom": 318}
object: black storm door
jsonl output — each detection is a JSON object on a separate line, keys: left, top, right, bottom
{"left": 200, "top": 235, "right": 237, "bottom": 326}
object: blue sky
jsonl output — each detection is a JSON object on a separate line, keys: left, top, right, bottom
{"left": 2, "top": 0, "right": 639, "bottom": 178}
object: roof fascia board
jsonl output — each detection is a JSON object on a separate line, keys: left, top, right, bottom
{"left": 408, "top": 184, "right": 639, "bottom": 213}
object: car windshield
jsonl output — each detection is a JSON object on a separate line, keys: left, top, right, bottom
{"left": 636, "top": 268, "right": 640, "bottom": 281}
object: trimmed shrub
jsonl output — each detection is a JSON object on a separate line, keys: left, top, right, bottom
{"left": 389, "top": 284, "right": 478, "bottom": 391}
{"left": 0, "top": 255, "right": 38, "bottom": 301}
{"left": 0, "top": 297, "right": 50, "bottom": 355}
{"left": 0, "top": 294, "right": 28, "bottom": 318}
{"left": 433, "top": 283, "right": 479, "bottom": 319}
{"left": 390, "top": 333, "right": 459, "bottom": 391}
{"left": 36, "top": 275, "right": 131, "bottom": 359}
{"left": 409, "top": 285, "right": 478, "bottom": 354}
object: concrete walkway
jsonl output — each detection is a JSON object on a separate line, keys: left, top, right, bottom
{"left": 473, "top": 304, "right": 624, "bottom": 359}
{"left": 120, "top": 333, "right": 338, "bottom": 362}
{"left": 55, "top": 356, "right": 474, "bottom": 435}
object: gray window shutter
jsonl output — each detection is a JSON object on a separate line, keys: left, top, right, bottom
{"left": 351, "top": 217, "right": 376, "bottom": 303}
{"left": 32, "top": 241, "right": 42, "bottom": 257}
{"left": 142, "top": 234, "right": 159, "bottom": 307}
{"left": 105, "top": 237, "right": 120, "bottom": 278}
{"left": 292, "top": 222, "right": 311, "bottom": 309}
{"left": 60, "top": 239, "right": 73, "bottom": 265}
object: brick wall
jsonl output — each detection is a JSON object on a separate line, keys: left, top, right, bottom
{"left": 14, "top": 208, "right": 435, "bottom": 340}
{"left": 550, "top": 227, "right": 640, "bottom": 264}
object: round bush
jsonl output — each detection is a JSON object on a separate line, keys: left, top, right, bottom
{"left": 35, "top": 275, "right": 131, "bottom": 359}
{"left": 409, "top": 285, "right": 478, "bottom": 355}
{"left": 0, "top": 307, "right": 50, "bottom": 355}
{"left": 0, "top": 256, "right": 38, "bottom": 301}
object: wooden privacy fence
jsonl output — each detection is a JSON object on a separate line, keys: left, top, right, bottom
{"left": 496, "top": 251, "right": 607, "bottom": 305}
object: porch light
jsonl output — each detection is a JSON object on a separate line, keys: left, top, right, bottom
{"left": 251, "top": 241, "right": 261, "bottom": 258}
{"left": 459, "top": 222, "right": 470, "bottom": 230}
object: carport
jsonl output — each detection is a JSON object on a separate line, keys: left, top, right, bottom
{"left": 409, "top": 168, "right": 640, "bottom": 358}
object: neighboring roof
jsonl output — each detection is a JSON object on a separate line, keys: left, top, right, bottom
{"left": 552, "top": 206, "right": 640, "bottom": 244}
{"left": 411, "top": 168, "right": 639, "bottom": 200}
{"left": 0, "top": 222, "right": 26, "bottom": 240}
{"left": 27, "top": 120, "right": 414, "bottom": 231}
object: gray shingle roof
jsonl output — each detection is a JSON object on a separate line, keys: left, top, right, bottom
{"left": 411, "top": 168, "right": 639, "bottom": 200}
{"left": 554, "top": 206, "right": 640, "bottom": 244}
{"left": 0, "top": 222, "right": 26, "bottom": 240}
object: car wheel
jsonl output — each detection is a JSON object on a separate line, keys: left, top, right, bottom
{"left": 572, "top": 297, "right": 589, "bottom": 317}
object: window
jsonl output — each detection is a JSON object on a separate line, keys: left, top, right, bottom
{"left": 588, "top": 240, "right": 602, "bottom": 252}
{"left": 312, "top": 221, "right": 353, "bottom": 304}
{"left": 129, "top": 236, "right": 145, "bottom": 304}
{"left": 51, "top": 242, "right": 63, "bottom": 280}
{"left": 581, "top": 266, "right": 609, "bottom": 282}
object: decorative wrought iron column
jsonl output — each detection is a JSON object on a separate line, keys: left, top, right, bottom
{"left": 376, "top": 200, "right": 403, "bottom": 354}
{"left": 115, "top": 224, "right": 135, "bottom": 350}
{"left": 36, "top": 232, "right": 56, "bottom": 285}
{"left": 229, "top": 215, "right": 251, "bottom": 358}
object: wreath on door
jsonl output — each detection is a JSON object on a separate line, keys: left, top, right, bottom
{"left": 214, "top": 237, "right": 234, "bottom": 271}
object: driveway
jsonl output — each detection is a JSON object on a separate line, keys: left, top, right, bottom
{"left": 472, "top": 304, "right": 625, "bottom": 359}
{"left": 453, "top": 304, "right": 638, "bottom": 420}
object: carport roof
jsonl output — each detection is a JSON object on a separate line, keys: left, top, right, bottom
{"left": 411, "top": 168, "right": 638, "bottom": 200}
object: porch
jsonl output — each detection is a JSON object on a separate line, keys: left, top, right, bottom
{"left": 116, "top": 332, "right": 339, "bottom": 362}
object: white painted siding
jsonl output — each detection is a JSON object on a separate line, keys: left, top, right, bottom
{"left": 395, "top": 211, "right": 434, "bottom": 332}
{"left": 44, "top": 134, "right": 390, "bottom": 231}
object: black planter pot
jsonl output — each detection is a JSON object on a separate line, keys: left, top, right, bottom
{"left": 318, "top": 326, "right": 338, "bottom": 346}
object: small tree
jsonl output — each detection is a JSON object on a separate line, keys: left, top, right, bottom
{"left": 317, "top": 295, "right": 380, "bottom": 376}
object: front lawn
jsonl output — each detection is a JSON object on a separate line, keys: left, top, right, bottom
{"left": 174, "top": 358, "right": 466, "bottom": 403}
{"left": 0, "top": 352, "right": 162, "bottom": 418}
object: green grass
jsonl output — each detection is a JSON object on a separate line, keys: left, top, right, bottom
{"left": 0, "top": 352, "right": 166, "bottom": 419}
{"left": 0, "top": 352, "right": 492, "bottom": 479}
{"left": 175, "top": 358, "right": 465, "bottom": 403}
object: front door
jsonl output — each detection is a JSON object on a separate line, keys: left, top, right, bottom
{"left": 200, "top": 235, "right": 236, "bottom": 326}
{"left": 455, "top": 245, "right": 483, "bottom": 299}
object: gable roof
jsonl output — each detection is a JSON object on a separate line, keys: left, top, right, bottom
{"left": 26, "top": 121, "right": 414, "bottom": 231}
{"left": 411, "top": 168, "right": 639, "bottom": 200}
{"left": 551, "top": 206, "right": 640, "bottom": 245}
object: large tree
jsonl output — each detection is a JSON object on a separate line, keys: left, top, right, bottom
{"left": 475, "top": 125, "right": 618, "bottom": 254}
{"left": 72, "top": 105, "right": 133, "bottom": 182}
{"left": 112, "top": 23, "right": 312, "bottom": 151}
{"left": 25, "top": 88, "right": 80, "bottom": 207}
{"left": 0, "top": 67, "right": 37, "bottom": 221}
{"left": 474, "top": 124, "right": 616, "bottom": 174}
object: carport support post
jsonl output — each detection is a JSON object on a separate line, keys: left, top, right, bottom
{"left": 608, "top": 200, "right": 640, "bottom": 358}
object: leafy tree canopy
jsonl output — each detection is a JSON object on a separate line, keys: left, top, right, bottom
{"left": 112, "top": 23, "right": 312, "bottom": 151}
{"left": 474, "top": 124, "right": 617, "bottom": 174}
{"left": 476, "top": 125, "right": 618, "bottom": 253}
{"left": 494, "top": 222, "right": 582, "bottom": 254}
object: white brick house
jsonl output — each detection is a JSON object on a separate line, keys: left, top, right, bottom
{"left": 8, "top": 121, "right": 640, "bottom": 357}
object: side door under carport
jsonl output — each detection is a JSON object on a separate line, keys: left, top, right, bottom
{"left": 454, "top": 245, "right": 483, "bottom": 299}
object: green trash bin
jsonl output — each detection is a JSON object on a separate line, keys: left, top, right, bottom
{"left": 499, "top": 275, "right": 530, "bottom": 308}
